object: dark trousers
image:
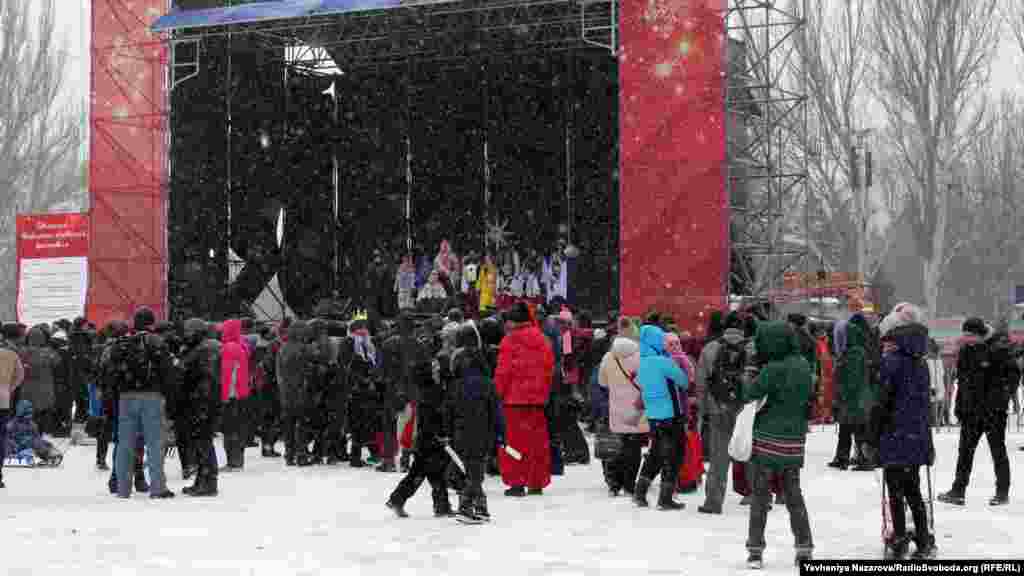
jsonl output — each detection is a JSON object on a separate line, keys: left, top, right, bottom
{"left": 953, "top": 412, "right": 1010, "bottom": 495}
{"left": 746, "top": 462, "right": 813, "bottom": 554}
{"left": 96, "top": 416, "right": 112, "bottom": 465}
{"left": 195, "top": 424, "right": 218, "bottom": 483}
{"left": 259, "top": 387, "right": 280, "bottom": 447}
{"left": 639, "top": 418, "right": 684, "bottom": 487}
{"left": 282, "top": 408, "right": 306, "bottom": 461}
{"left": 0, "top": 409, "right": 9, "bottom": 482}
{"left": 222, "top": 399, "right": 248, "bottom": 469}
{"left": 75, "top": 380, "right": 90, "bottom": 423}
{"left": 388, "top": 447, "right": 450, "bottom": 512}
{"left": 834, "top": 423, "right": 865, "bottom": 462}
{"left": 380, "top": 400, "right": 398, "bottom": 464}
{"left": 884, "top": 466, "right": 928, "bottom": 543}
{"left": 175, "top": 416, "right": 193, "bottom": 472}
{"left": 602, "top": 433, "right": 644, "bottom": 493}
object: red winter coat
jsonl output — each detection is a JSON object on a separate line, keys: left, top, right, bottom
{"left": 220, "top": 319, "right": 251, "bottom": 402}
{"left": 495, "top": 324, "right": 554, "bottom": 407}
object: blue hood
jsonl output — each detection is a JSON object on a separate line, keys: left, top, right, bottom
{"left": 639, "top": 325, "right": 666, "bottom": 357}
{"left": 15, "top": 399, "right": 33, "bottom": 418}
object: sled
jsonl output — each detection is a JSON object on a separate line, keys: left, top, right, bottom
{"left": 3, "top": 450, "right": 63, "bottom": 468}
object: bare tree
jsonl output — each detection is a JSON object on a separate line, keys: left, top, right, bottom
{"left": 871, "top": 0, "right": 999, "bottom": 318}
{"left": 1005, "top": 0, "right": 1024, "bottom": 57}
{"left": 791, "top": 0, "right": 882, "bottom": 280}
{"left": 0, "top": 0, "right": 83, "bottom": 318}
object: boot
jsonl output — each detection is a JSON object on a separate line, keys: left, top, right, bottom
{"left": 656, "top": 483, "right": 685, "bottom": 511}
{"left": 187, "top": 475, "right": 218, "bottom": 497}
{"left": 504, "top": 486, "right": 525, "bottom": 497}
{"left": 989, "top": 491, "right": 1009, "bottom": 506}
{"left": 794, "top": 549, "right": 812, "bottom": 566}
{"left": 827, "top": 459, "right": 849, "bottom": 470}
{"left": 134, "top": 470, "right": 150, "bottom": 493}
{"left": 884, "top": 535, "right": 910, "bottom": 560}
{"left": 633, "top": 477, "right": 651, "bottom": 508}
{"left": 349, "top": 444, "right": 364, "bottom": 468}
{"left": 911, "top": 533, "right": 937, "bottom": 559}
{"left": 937, "top": 489, "right": 965, "bottom": 506}
{"left": 386, "top": 498, "right": 409, "bottom": 518}
{"left": 108, "top": 472, "right": 117, "bottom": 495}
{"left": 433, "top": 489, "right": 454, "bottom": 518}
{"left": 474, "top": 494, "right": 490, "bottom": 522}
{"left": 746, "top": 551, "right": 763, "bottom": 570}
{"left": 456, "top": 495, "right": 483, "bottom": 524}
{"left": 527, "top": 487, "right": 543, "bottom": 496}
{"left": 262, "top": 445, "right": 282, "bottom": 458}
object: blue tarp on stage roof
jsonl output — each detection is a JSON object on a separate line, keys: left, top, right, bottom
{"left": 152, "top": 0, "right": 444, "bottom": 33}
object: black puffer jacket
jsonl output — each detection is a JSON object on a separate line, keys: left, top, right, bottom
{"left": 179, "top": 330, "right": 221, "bottom": 432}
{"left": 449, "top": 324, "right": 504, "bottom": 460}
{"left": 277, "top": 321, "right": 311, "bottom": 412}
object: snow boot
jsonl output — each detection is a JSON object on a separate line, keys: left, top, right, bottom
{"left": 827, "top": 459, "right": 849, "bottom": 470}
{"left": 134, "top": 471, "right": 150, "bottom": 493}
{"left": 633, "top": 477, "right": 651, "bottom": 508}
{"left": 989, "top": 491, "right": 1009, "bottom": 506}
{"left": 746, "top": 551, "right": 763, "bottom": 570}
{"left": 795, "top": 550, "right": 812, "bottom": 566}
{"left": 188, "top": 476, "right": 218, "bottom": 497}
{"left": 608, "top": 487, "right": 621, "bottom": 497}
{"left": 656, "top": 483, "right": 685, "bottom": 511}
{"left": 937, "top": 490, "right": 965, "bottom": 506}
{"left": 386, "top": 499, "right": 409, "bottom": 518}
{"left": 698, "top": 504, "right": 722, "bottom": 515}
{"left": 475, "top": 495, "right": 491, "bottom": 522}
{"left": 150, "top": 489, "right": 175, "bottom": 499}
{"left": 456, "top": 497, "right": 484, "bottom": 525}
{"left": 912, "top": 533, "right": 937, "bottom": 559}
{"left": 884, "top": 535, "right": 911, "bottom": 559}
{"left": 527, "top": 487, "right": 543, "bottom": 496}
{"left": 504, "top": 486, "right": 525, "bottom": 498}
{"left": 183, "top": 465, "right": 198, "bottom": 481}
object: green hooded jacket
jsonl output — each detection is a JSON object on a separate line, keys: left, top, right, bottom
{"left": 742, "top": 321, "right": 812, "bottom": 470}
{"left": 835, "top": 321, "right": 875, "bottom": 425}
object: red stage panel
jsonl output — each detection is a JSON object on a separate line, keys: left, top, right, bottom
{"left": 618, "top": 0, "right": 727, "bottom": 335}
{"left": 89, "top": 0, "right": 169, "bottom": 328}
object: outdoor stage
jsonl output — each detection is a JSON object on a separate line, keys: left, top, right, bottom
{"left": 88, "top": 0, "right": 727, "bottom": 330}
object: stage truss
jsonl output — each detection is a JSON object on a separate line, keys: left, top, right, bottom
{"left": 167, "top": 0, "right": 617, "bottom": 80}
{"left": 725, "top": 0, "right": 810, "bottom": 314}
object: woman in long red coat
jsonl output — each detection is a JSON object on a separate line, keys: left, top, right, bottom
{"left": 495, "top": 303, "right": 555, "bottom": 497}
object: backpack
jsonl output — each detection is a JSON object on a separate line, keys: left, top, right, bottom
{"left": 113, "top": 333, "right": 157, "bottom": 393}
{"left": 710, "top": 339, "right": 747, "bottom": 406}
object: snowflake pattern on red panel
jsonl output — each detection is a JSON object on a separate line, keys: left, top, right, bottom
{"left": 620, "top": 0, "right": 727, "bottom": 334}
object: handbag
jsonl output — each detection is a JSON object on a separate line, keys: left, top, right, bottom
{"left": 614, "top": 357, "right": 644, "bottom": 426}
{"left": 728, "top": 398, "right": 766, "bottom": 462}
{"left": 594, "top": 423, "right": 623, "bottom": 460}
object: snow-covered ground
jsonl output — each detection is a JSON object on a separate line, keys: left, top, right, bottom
{"left": 2, "top": 426, "right": 1021, "bottom": 575}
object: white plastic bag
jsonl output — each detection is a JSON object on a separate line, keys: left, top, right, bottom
{"left": 728, "top": 399, "right": 766, "bottom": 462}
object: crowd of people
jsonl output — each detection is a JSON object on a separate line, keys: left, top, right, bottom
{"left": 0, "top": 289, "right": 1020, "bottom": 568}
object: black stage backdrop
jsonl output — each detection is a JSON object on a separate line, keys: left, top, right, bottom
{"left": 169, "top": 41, "right": 618, "bottom": 320}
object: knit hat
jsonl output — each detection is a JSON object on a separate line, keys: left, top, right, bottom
{"left": 506, "top": 302, "right": 531, "bottom": 324}
{"left": 133, "top": 307, "right": 156, "bottom": 332}
{"left": 962, "top": 317, "right": 988, "bottom": 338}
{"left": 878, "top": 302, "right": 925, "bottom": 337}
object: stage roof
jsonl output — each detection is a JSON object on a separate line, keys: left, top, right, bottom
{"left": 151, "top": 0, "right": 454, "bottom": 33}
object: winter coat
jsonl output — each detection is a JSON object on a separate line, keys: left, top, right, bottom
{"left": 696, "top": 328, "right": 747, "bottom": 416}
{"left": 220, "top": 319, "right": 250, "bottom": 402}
{"left": 450, "top": 340, "right": 504, "bottom": 460}
{"left": 5, "top": 399, "right": 55, "bottom": 457}
{"left": 476, "top": 262, "right": 498, "bottom": 311}
{"left": 0, "top": 341, "right": 24, "bottom": 411}
{"left": 636, "top": 325, "right": 687, "bottom": 422}
{"left": 598, "top": 336, "right": 649, "bottom": 434}
{"left": 413, "top": 369, "right": 451, "bottom": 454}
{"left": 954, "top": 332, "right": 1020, "bottom": 423}
{"left": 20, "top": 326, "right": 59, "bottom": 412}
{"left": 542, "top": 317, "right": 564, "bottom": 396}
{"left": 180, "top": 336, "right": 221, "bottom": 430}
{"left": 742, "top": 321, "right": 812, "bottom": 470}
{"left": 277, "top": 321, "right": 310, "bottom": 411}
{"left": 495, "top": 324, "right": 554, "bottom": 407}
{"left": 835, "top": 322, "right": 873, "bottom": 426}
{"left": 874, "top": 323, "right": 933, "bottom": 468}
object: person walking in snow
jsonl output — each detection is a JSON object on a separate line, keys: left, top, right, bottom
{"left": 741, "top": 321, "right": 814, "bottom": 569}
{"left": 868, "top": 303, "right": 936, "bottom": 559}
{"left": 632, "top": 323, "right": 688, "bottom": 510}
{"left": 938, "top": 317, "right": 1018, "bottom": 506}
{"left": 385, "top": 351, "right": 453, "bottom": 518}
{"left": 179, "top": 319, "right": 221, "bottom": 497}
{"left": 598, "top": 316, "right": 647, "bottom": 497}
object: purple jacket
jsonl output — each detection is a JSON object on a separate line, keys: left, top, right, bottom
{"left": 877, "top": 323, "right": 933, "bottom": 468}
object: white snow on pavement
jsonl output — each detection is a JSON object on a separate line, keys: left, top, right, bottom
{"left": 1, "top": 427, "right": 1020, "bottom": 575}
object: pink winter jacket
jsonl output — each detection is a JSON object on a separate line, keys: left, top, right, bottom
{"left": 598, "top": 337, "right": 649, "bottom": 434}
{"left": 220, "top": 319, "right": 251, "bottom": 402}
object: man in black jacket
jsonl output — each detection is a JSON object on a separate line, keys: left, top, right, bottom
{"left": 939, "top": 318, "right": 1019, "bottom": 506}
{"left": 179, "top": 319, "right": 220, "bottom": 497}
{"left": 111, "top": 307, "right": 175, "bottom": 499}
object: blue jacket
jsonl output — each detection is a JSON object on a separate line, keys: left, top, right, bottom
{"left": 637, "top": 325, "right": 687, "bottom": 421}
{"left": 876, "top": 323, "right": 933, "bottom": 467}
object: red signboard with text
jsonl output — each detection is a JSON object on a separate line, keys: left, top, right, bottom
{"left": 618, "top": 0, "right": 728, "bottom": 334}
{"left": 16, "top": 213, "right": 91, "bottom": 326}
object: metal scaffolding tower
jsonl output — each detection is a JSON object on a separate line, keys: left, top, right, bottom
{"left": 725, "top": 0, "right": 809, "bottom": 314}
